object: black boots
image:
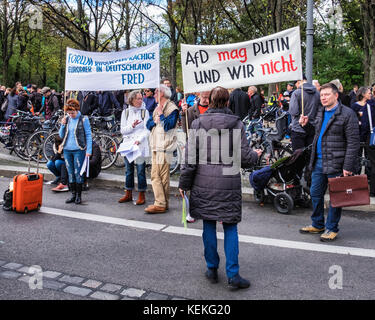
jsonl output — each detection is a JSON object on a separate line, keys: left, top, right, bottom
{"left": 65, "top": 183, "right": 83, "bottom": 204}
{"left": 205, "top": 268, "right": 219, "bottom": 284}
{"left": 75, "top": 183, "right": 82, "bottom": 204}
{"left": 66, "top": 183, "right": 76, "bottom": 203}
{"left": 228, "top": 274, "right": 251, "bottom": 289}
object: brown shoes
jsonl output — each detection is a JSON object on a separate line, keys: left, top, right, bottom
{"left": 119, "top": 190, "right": 146, "bottom": 205}
{"left": 144, "top": 205, "right": 166, "bottom": 214}
{"left": 136, "top": 192, "right": 146, "bottom": 205}
{"left": 118, "top": 190, "right": 132, "bottom": 203}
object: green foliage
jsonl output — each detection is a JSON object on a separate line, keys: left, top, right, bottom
{"left": 313, "top": 25, "right": 364, "bottom": 90}
{"left": 0, "top": 0, "right": 367, "bottom": 92}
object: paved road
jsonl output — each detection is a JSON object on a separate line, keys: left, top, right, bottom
{"left": 1, "top": 176, "right": 375, "bottom": 300}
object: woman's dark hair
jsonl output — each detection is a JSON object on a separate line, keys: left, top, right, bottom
{"left": 208, "top": 86, "right": 230, "bottom": 109}
{"left": 54, "top": 136, "right": 63, "bottom": 146}
{"left": 356, "top": 87, "right": 370, "bottom": 102}
{"left": 10, "top": 87, "right": 17, "bottom": 97}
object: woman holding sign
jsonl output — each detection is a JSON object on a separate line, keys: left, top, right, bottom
{"left": 178, "top": 86, "right": 262, "bottom": 289}
{"left": 118, "top": 90, "right": 150, "bottom": 205}
{"left": 59, "top": 99, "right": 92, "bottom": 205}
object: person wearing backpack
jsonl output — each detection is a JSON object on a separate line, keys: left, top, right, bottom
{"left": 41, "top": 87, "right": 59, "bottom": 120}
{"left": 118, "top": 90, "right": 150, "bottom": 205}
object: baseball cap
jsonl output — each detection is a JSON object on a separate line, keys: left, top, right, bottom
{"left": 41, "top": 87, "right": 50, "bottom": 94}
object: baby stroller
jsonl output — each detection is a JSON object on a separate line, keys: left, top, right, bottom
{"left": 250, "top": 147, "right": 311, "bottom": 214}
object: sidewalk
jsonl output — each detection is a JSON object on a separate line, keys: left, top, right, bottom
{"left": 0, "top": 152, "right": 374, "bottom": 212}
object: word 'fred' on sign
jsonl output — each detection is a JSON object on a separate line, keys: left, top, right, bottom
{"left": 122, "top": 73, "right": 145, "bottom": 85}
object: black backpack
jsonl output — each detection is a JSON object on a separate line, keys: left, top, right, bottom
{"left": 3, "top": 189, "right": 13, "bottom": 211}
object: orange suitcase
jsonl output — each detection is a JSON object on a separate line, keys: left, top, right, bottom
{"left": 12, "top": 156, "right": 43, "bottom": 214}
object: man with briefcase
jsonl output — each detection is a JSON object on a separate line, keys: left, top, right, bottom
{"left": 298, "top": 83, "right": 360, "bottom": 242}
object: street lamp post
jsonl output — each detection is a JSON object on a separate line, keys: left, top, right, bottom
{"left": 306, "top": 0, "right": 314, "bottom": 84}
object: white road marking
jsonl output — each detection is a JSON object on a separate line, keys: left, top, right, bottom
{"left": 40, "top": 206, "right": 375, "bottom": 259}
{"left": 40, "top": 207, "right": 166, "bottom": 231}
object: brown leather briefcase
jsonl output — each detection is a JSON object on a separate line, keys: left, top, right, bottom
{"left": 328, "top": 174, "right": 370, "bottom": 208}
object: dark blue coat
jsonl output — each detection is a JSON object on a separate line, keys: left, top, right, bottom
{"left": 97, "top": 92, "right": 121, "bottom": 116}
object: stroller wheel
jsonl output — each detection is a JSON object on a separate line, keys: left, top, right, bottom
{"left": 274, "top": 192, "right": 294, "bottom": 214}
{"left": 254, "top": 190, "right": 265, "bottom": 204}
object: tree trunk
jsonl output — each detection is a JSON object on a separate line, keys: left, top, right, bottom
{"left": 367, "top": 0, "right": 375, "bottom": 85}
{"left": 361, "top": 0, "right": 375, "bottom": 86}
{"left": 2, "top": 61, "right": 9, "bottom": 87}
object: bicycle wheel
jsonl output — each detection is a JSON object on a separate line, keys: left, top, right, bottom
{"left": 12, "top": 131, "right": 31, "bottom": 161}
{"left": 114, "top": 153, "right": 125, "bottom": 168}
{"left": 93, "top": 133, "right": 118, "bottom": 169}
{"left": 26, "top": 130, "right": 49, "bottom": 163}
{"left": 170, "top": 144, "right": 182, "bottom": 175}
{"left": 113, "top": 134, "right": 124, "bottom": 168}
{"left": 43, "top": 131, "right": 60, "bottom": 161}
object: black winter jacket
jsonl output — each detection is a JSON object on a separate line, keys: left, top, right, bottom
{"left": 89, "top": 141, "right": 101, "bottom": 179}
{"left": 249, "top": 93, "right": 263, "bottom": 119}
{"left": 229, "top": 88, "right": 251, "bottom": 121}
{"left": 309, "top": 102, "right": 360, "bottom": 174}
{"left": 178, "top": 107, "right": 258, "bottom": 223}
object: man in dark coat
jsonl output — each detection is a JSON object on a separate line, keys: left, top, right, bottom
{"left": 96, "top": 91, "right": 121, "bottom": 117}
{"left": 29, "top": 85, "right": 43, "bottom": 113}
{"left": 247, "top": 86, "right": 263, "bottom": 119}
{"left": 178, "top": 86, "right": 261, "bottom": 289}
{"left": 41, "top": 87, "right": 59, "bottom": 120}
{"left": 229, "top": 88, "right": 252, "bottom": 120}
{"left": 299, "top": 83, "right": 359, "bottom": 242}
{"left": 289, "top": 78, "right": 321, "bottom": 186}
{"left": 80, "top": 92, "right": 98, "bottom": 116}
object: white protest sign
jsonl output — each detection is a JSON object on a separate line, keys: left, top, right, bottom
{"left": 181, "top": 27, "right": 302, "bottom": 93}
{"left": 65, "top": 43, "right": 160, "bottom": 91}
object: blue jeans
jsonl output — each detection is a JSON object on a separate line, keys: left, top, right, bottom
{"left": 310, "top": 158, "right": 342, "bottom": 233}
{"left": 124, "top": 157, "right": 147, "bottom": 192}
{"left": 202, "top": 220, "right": 239, "bottom": 279}
{"left": 64, "top": 149, "right": 86, "bottom": 184}
{"left": 47, "top": 159, "right": 65, "bottom": 178}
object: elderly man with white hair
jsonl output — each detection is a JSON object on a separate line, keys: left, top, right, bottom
{"left": 145, "top": 84, "right": 179, "bottom": 214}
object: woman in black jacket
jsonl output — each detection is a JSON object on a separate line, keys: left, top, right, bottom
{"left": 17, "top": 89, "right": 30, "bottom": 113}
{"left": 178, "top": 86, "right": 261, "bottom": 289}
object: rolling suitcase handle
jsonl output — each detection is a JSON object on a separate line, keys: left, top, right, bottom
{"left": 27, "top": 150, "right": 41, "bottom": 181}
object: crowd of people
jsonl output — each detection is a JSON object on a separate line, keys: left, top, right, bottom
{"left": 2, "top": 77, "right": 375, "bottom": 290}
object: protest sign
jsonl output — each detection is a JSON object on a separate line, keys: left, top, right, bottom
{"left": 181, "top": 27, "right": 302, "bottom": 93}
{"left": 65, "top": 43, "right": 160, "bottom": 91}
